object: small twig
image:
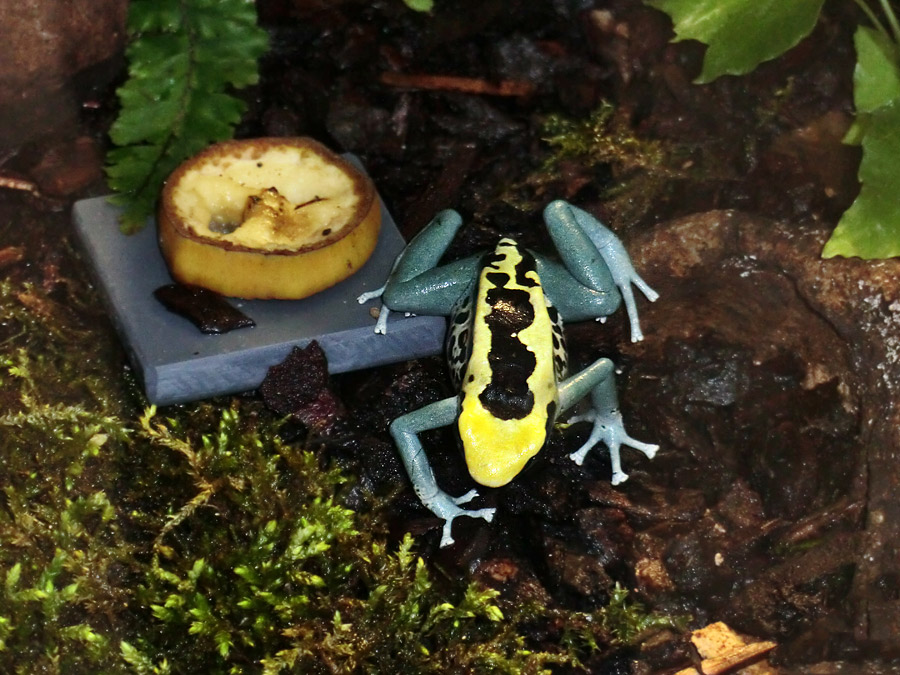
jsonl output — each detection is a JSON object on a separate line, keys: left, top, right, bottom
{"left": 0, "top": 246, "right": 25, "bottom": 268}
{"left": 380, "top": 71, "right": 535, "bottom": 97}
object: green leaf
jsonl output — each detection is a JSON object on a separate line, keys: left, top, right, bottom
{"left": 645, "top": 0, "right": 825, "bottom": 83}
{"left": 104, "top": 0, "right": 269, "bottom": 232}
{"left": 128, "top": 0, "right": 182, "bottom": 32}
{"left": 403, "top": 0, "right": 434, "bottom": 11}
{"left": 853, "top": 25, "right": 900, "bottom": 113}
{"left": 823, "top": 100, "right": 900, "bottom": 258}
{"left": 844, "top": 25, "right": 900, "bottom": 144}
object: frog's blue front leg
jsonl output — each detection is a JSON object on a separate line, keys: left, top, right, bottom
{"left": 390, "top": 397, "right": 496, "bottom": 547}
{"left": 543, "top": 200, "right": 658, "bottom": 342}
{"left": 358, "top": 209, "right": 479, "bottom": 332}
{"left": 558, "top": 358, "right": 658, "bottom": 485}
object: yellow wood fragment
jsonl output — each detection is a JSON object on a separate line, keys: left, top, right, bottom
{"left": 700, "top": 640, "right": 777, "bottom": 675}
{"left": 672, "top": 622, "right": 777, "bottom": 675}
{"left": 693, "top": 621, "right": 747, "bottom": 656}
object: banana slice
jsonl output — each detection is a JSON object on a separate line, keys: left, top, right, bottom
{"left": 158, "top": 137, "right": 381, "bottom": 299}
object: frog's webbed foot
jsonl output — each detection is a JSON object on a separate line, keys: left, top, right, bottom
{"left": 559, "top": 358, "right": 657, "bottom": 484}
{"left": 391, "top": 397, "right": 495, "bottom": 547}
{"left": 582, "top": 230, "right": 657, "bottom": 342}
{"left": 543, "top": 200, "right": 658, "bottom": 343}
{"left": 418, "top": 487, "right": 496, "bottom": 547}
{"left": 613, "top": 267, "right": 658, "bottom": 343}
{"left": 568, "top": 409, "right": 658, "bottom": 485}
{"left": 357, "top": 285, "right": 391, "bottom": 334}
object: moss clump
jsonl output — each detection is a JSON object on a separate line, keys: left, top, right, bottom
{"left": 541, "top": 103, "right": 669, "bottom": 175}
{"left": 0, "top": 273, "right": 137, "bottom": 674}
{"left": 0, "top": 266, "right": 679, "bottom": 673}
{"left": 124, "top": 407, "right": 579, "bottom": 673}
{"left": 501, "top": 103, "right": 685, "bottom": 226}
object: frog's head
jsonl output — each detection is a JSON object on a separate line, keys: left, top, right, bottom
{"left": 459, "top": 397, "right": 557, "bottom": 486}
{"left": 457, "top": 238, "right": 561, "bottom": 487}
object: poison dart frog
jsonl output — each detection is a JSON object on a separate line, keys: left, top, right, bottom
{"left": 358, "top": 200, "right": 658, "bottom": 547}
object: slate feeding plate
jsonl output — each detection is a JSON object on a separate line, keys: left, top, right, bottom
{"left": 72, "top": 162, "right": 445, "bottom": 406}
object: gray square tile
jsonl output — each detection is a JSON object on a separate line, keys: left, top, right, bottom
{"left": 72, "top": 165, "right": 444, "bottom": 405}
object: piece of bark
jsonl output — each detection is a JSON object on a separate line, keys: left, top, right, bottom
{"left": 259, "top": 341, "right": 344, "bottom": 431}
{"left": 153, "top": 284, "right": 255, "bottom": 335}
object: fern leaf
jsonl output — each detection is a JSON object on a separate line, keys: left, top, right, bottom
{"left": 105, "top": 0, "right": 269, "bottom": 233}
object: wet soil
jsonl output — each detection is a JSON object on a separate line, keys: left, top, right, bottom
{"left": 3, "top": 0, "right": 898, "bottom": 671}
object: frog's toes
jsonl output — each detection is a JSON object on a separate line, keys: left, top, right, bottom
{"left": 569, "top": 446, "right": 590, "bottom": 465}
{"left": 640, "top": 280, "right": 660, "bottom": 303}
{"left": 472, "top": 507, "right": 496, "bottom": 522}
{"left": 620, "top": 433, "right": 659, "bottom": 460}
{"left": 634, "top": 441, "right": 659, "bottom": 460}
{"left": 438, "top": 507, "right": 496, "bottom": 548}
{"left": 357, "top": 285, "right": 385, "bottom": 304}
{"left": 610, "top": 470, "right": 629, "bottom": 486}
{"left": 373, "top": 306, "right": 390, "bottom": 334}
{"left": 440, "top": 521, "right": 456, "bottom": 548}
{"left": 453, "top": 489, "right": 480, "bottom": 505}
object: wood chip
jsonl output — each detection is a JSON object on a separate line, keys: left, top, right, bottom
{"left": 0, "top": 173, "right": 40, "bottom": 196}
{"left": 674, "top": 622, "right": 777, "bottom": 675}
{"left": 700, "top": 641, "right": 777, "bottom": 675}
{"left": 692, "top": 621, "right": 749, "bottom": 656}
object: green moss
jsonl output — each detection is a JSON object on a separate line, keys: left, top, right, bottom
{"left": 541, "top": 104, "right": 668, "bottom": 173}
{"left": 501, "top": 104, "right": 685, "bottom": 226}
{"left": 0, "top": 270, "right": 679, "bottom": 673}
{"left": 0, "top": 273, "right": 137, "bottom": 674}
{"left": 126, "top": 408, "right": 580, "bottom": 673}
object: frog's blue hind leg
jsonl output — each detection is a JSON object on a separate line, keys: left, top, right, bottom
{"left": 358, "top": 209, "right": 479, "bottom": 333}
{"left": 542, "top": 200, "right": 658, "bottom": 342}
{"left": 390, "top": 397, "right": 496, "bottom": 547}
{"left": 535, "top": 255, "right": 621, "bottom": 321}
{"left": 558, "top": 358, "right": 658, "bottom": 485}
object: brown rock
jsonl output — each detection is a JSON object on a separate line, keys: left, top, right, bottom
{"left": 543, "top": 535, "right": 613, "bottom": 599}
{"left": 0, "top": 1, "right": 127, "bottom": 148}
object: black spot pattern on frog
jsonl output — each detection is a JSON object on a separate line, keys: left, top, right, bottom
{"left": 485, "top": 271, "right": 510, "bottom": 288}
{"left": 476, "top": 244, "right": 540, "bottom": 420}
{"left": 544, "top": 400, "right": 558, "bottom": 439}
{"left": 479, "top": 284, "right": 536, "bottom": 419}
{"left": 547, "top": 304, "right": 568, "bottom": 380}
{"left": 446, "top": 291, "right": 474, "bottom": 388}
{"left": 514, "top": 249, "right": 540, "bottom": 288}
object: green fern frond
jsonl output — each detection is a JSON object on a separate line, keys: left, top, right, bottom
{"left": 105, "top": 0, "right": 269, "bottom": 232}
